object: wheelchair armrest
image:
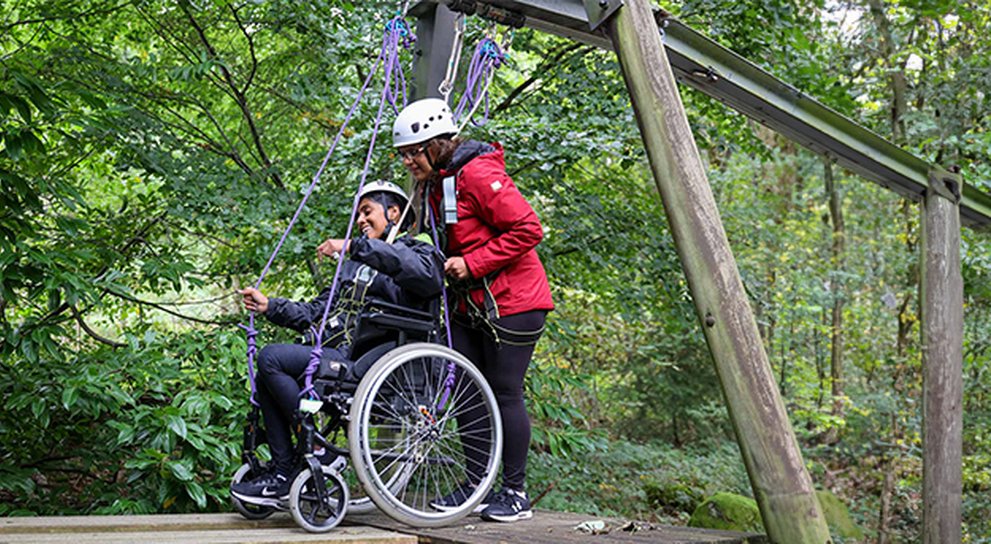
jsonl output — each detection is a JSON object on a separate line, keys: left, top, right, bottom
{"left": 364, "top": 300, "right": 434, "bottom": 322}
{"left": 363, "top": 311, "right": 435, "bottom": 334}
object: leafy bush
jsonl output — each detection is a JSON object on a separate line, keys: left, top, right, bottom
{"left": 0, "top": 328, "right": 250, "bottom": 515}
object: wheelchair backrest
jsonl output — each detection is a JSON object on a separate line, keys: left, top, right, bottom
{"left": 349, "top": 299, "right": 440, "bottom": 359}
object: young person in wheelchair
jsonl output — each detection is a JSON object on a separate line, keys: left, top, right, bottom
{"left": 232, "top": 180, "right": 444, "bottom": 506}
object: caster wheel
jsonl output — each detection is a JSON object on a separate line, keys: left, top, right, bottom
{"left": 289, "top": 466, "right": 349, "bottom": 532}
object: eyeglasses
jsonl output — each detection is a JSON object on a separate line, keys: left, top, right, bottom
{"left": 398, "top": 145, "right": 425, "bottom": 161}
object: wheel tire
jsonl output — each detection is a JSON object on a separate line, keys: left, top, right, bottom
{"left": 289, "top": 466, "right": 349, "bottom": 533}
{"left": 231, "top": 463, "right": 276, "bottom": 520}
{"left": 349, "top": 343, "right": 502, "bottom": 527}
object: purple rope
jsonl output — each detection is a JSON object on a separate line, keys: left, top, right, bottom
{"left": 428, "top": 196, "right": 457, "bottom": 411}
{"left": 300, "top": 18, "right": 414, "bottom": 399}
{"left": 427, "top": 199, "right": 454, "bottom": 351}
{"left": 453, "top": 38, "right": 506, "bottom": 127}
{"left": 385, "top": 18, "right": 415, "bottom": 113}
{"left": 240, "top": 17, "right": 400, "bottom": 401}
{"left": 238, "top": 320, "right": 260, "bottom": 406}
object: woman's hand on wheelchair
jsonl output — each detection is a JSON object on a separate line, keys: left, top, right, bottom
{"left": 239, "top": 287, "right": 269, "bottom": 314}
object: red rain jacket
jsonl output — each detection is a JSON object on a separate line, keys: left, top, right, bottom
{"left": 431, "top": 141, "right": 554, "bottom": 318}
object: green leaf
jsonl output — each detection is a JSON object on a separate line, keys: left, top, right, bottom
{"left": 185, "top": 480, "right": 207, "bottom": 508}
{"left": 168, "top": 460, "right": 194, "bottom": 482}
{"left": 7, "top": 95, "right": 31, "bottom": 124}
{"left": 2, "top": 132, "right": 23, "bottom": 161}
{"left": 61, "top": 386, "right": 79, "bottom": 409}
{"left": 167, "top": 415, "right": 188, "bottom": 440}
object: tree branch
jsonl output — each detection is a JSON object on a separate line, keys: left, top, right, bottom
{"left": 493, "top": 43, "right": 592, "bottom": 114}
{"left": 70, "top": 305, "right": 126, "bottom": 348}
{"left": 181, "top": 3, "right": 284, "bottom": 189}
{"left": 229, "top": 4, "right": 258, "bottom": 95}
{"left": 103, "top": 289, "right": 237, "bottom": 326}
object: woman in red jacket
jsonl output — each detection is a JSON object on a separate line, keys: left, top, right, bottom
{"left": 392, "top": 98, "right": 554, "bottom": 522}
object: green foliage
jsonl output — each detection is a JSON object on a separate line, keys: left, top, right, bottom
{"left": 527, "top": 440, "right": 750, "bottom": 523}
{"left": 1, "top": 2, "right": 990, "bottom": 542}
{"left": 0, "top": 328, "right": 247, "bottom": 514}
{"left": 688, "top": 492, "right": 763, "bottom": 532}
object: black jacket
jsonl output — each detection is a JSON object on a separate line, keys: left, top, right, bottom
{"left": 264, "top": 233, "right": 444, "bottom": 346}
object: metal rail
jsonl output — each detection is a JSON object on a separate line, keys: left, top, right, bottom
{"left": 413, "top": 0, "right": 991, "bottom": 227}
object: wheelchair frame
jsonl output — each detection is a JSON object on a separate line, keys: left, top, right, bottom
{"left": 231, "top": 300, "right": 504, "bottom": 533}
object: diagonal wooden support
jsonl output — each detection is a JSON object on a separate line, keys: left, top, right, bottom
{"left": 596, "top": 0, "right": 831, "bottom": 541}
{"left": 921, "top": 167, "right": 964, "bottom": 544}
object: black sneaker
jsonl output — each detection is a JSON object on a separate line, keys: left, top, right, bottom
{"left": 231, "top": 473, "right": 290, "bottom": 507}
{"left": 480, "top": 488, "right": 533, "bottom": 522}
{"left": 430, "top": 482, "right": 497, "bottom": 513}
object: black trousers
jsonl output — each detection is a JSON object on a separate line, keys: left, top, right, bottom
{"left": 255, "top": 343, "right": 344, "bottom": 476}
{"left": 452, "top": 310, "right": 546, "bottom": 491}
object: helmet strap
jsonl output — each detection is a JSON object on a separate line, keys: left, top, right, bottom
{"left": 385, "top": 197, "right": 414, "bottom": 244}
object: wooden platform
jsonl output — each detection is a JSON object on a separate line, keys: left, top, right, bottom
{"left": 0, "top": 510, "right": 765, "bottom": 544}
{"left": 349, "top": 510, "right": 765, "bottom": 544}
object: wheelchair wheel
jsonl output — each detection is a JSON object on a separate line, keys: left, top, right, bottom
{"left": 231, "top": 463, "right": 276, "bottom": 520}
{"left": 288, "top": 465, "right": 349, "bottom": 533}
{"left": 345, "top": 461, "right": 411, "bottom": 515}
{"left": 349, "top": 343, "right": 502, "bottom": 527}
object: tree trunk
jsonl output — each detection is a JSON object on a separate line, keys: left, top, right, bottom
{"left": 601, "top": 0, "right": 831, "bottom": 540}
{"left": 824, "top": 158, "right": 845, "bottom": 444}
{"left": 866, "top": 0, "right": 909, "bottom": 144}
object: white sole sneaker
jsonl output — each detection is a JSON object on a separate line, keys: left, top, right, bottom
{"left": 231, "top": 491, "right": 286, "bottom": 508}
{"left": 481, "top": 509, "right": 534, "bottom": 522}
{"left": 430, "top": 501, "right": 490, "bottom": 513}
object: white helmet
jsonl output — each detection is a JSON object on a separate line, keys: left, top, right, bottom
{"left": 357, "top": 180, "right": 408, "bottom": 207}
{"left": 392, "top": 98, "right": 458, "bottom": 148}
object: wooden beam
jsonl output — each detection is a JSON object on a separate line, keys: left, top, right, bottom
{"left": 410, "top": 2, "right": 460, "bottom": 100}
{"left": 598, "top": 0, "right": 831, "bottom": 541}
{"left": 921, "top": 168, "right": 964, "bottom": 544}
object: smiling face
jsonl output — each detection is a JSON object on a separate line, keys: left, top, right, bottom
{"left": 356, "top": 196, "right": 400, "bottom": 239}
{"left": 398, "top": 141, "right": 434, "bottom": 182}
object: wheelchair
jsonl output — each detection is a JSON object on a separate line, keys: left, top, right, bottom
{"left": 230, "top": 300, "right": 504, "bottom": 533}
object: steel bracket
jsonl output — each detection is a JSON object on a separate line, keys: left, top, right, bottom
{"left": 583, "top": 0, "right": 624, "bottom": 31}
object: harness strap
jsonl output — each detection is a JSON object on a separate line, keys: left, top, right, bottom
{"left": 442, "top": 175, "right": 458, "bottom": 225}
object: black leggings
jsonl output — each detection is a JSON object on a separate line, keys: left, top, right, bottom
{"left": 255, "top": 343, "right": 344, "bottom": 476}
{"left": 452, "top": 310, "right": 546, "bottom": 491}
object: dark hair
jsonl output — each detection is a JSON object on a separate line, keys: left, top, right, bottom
{"left": 428, "top": 136, "right": 461, "bottom": 174}
{"left": 361, "top": 191, "right": 413, "bottom": 232}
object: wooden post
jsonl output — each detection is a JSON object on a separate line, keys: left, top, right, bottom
{"left": 597, "top": 0, "right": 831, "bottom": 541}
{"left": 921, "top": 168, "right": 964, "bottom": 544}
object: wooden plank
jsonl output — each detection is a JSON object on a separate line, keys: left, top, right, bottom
{"left": 0, "top": 513, "right": 293, "bottom": 534}
{"left": 347, "top": 510, "right": 765, "bottom": 544}
{"left": 0, "top": 511, "right": 764, "bottom": 543}
{"left": 921, "top": 171, "right": 964, "bottom": 544}
{"left": 0, "top": 513, "right": 413, "bottom": 543}
{"left": 0, "top": 526, "right": 413, "bottom": 544}
{"left": 597, "top": 0, "right": 830, "bottom": 541}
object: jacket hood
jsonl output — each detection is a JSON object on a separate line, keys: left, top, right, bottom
{"left": 443, "top": 140, "right": 496, "bottom": 175}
